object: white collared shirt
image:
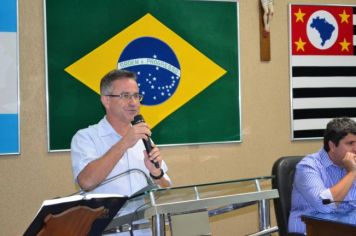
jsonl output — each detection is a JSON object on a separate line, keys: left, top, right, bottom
{"left": 70, "top": 116, "right": 170, "bottom": 197}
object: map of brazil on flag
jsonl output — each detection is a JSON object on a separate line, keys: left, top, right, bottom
{"left": 45, "top": 0, "right": 240, "bottom": 151}
{"left": 290, "top": 4, "right": 356, "bottom": 139}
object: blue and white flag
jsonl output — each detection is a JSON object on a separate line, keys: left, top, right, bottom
{"left": 0, "top": 0, "right": 19, "bottom": 154}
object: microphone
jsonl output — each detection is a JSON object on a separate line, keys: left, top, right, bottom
{"left": 131, "top": 114, "right": 160, "bottom": 168}
{"left": 70, "top": 168, "right": 157, "bottom": 196}
{"left": 322, "top": 199, "right": 334, "bottom": 205}
{"left": 322, "top": 199, "right": 356, "bottom": 205}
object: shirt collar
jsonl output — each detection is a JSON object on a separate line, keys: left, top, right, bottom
{"left": 98, "top": 116, "right": 120, "bottom": 137}
{"left": 320, "top": 148, "right": 337, "bottom": 168}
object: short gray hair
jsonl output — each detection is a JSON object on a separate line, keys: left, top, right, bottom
{"left": 100, "top": 69, "right": 137, "bottom": 95}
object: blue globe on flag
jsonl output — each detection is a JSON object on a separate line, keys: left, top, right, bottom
{"left": 117, "top": 37, "right": 181, "bottom": 106}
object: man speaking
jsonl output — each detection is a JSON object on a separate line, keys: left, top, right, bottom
{"left": 71, "top": 69, "right": 171, "bottom": 236}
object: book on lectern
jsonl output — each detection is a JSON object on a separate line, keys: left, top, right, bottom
{"left": 23, "top": 193, "right": 128, "bottom": 236}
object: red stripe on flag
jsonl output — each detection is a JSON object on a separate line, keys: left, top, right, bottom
{"left": 291, "top": 5, "right": 353, "bottom": 55}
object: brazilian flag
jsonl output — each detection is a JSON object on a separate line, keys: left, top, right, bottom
{"left": 45, "top": 0, "right": 240, "bottom": 151}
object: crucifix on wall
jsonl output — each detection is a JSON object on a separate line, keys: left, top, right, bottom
{"left": 259, "top": 0, "right": 274, "bottom": 61}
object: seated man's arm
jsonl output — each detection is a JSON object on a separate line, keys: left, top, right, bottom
{"left": 330, "top": 152, "right": 356, "bottom": 202}
{"left": 294, "top": 163, "right": 336, "bottom": 213}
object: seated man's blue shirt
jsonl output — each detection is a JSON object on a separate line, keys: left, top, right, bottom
{"left": 288, "top": 148, "right": 356, "bottom": 234}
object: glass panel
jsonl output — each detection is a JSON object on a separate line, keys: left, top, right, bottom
{"left": 120, "top": 176, "right": 274, "bottom": 214}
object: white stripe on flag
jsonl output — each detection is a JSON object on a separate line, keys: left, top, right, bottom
{"left": 294, "top": 118, "right": 356, "bottom": 131}
{"left": 292, "top": 55, "right": 356, "bottom": 67}
{"left": 0, "top": 32, "right": 18, "bottom": 114}
{"left": 293, "top": 118, "right": 333, "bottom": 131}
{"left": 293, "top": 97, "right": 356, "bottom": 109}
{"left": 292, "top": 76, "right": 356, "bottom": 88}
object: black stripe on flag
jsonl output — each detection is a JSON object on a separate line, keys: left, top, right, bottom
{"left": 292, "top": 67, "right": 356, "bottom": 77}
{"left": 353, "top": 7, "right": 356, "bottom": 14}
{"left": 294, "top": 129, "right": 325, "bottom": 139}
{"left": 293, "top": 88, "right": 356, "bottom": 98}
{"left": 293, "top": 108, "right": 356, "bottom": 119}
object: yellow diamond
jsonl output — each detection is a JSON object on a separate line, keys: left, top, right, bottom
{"left": 65, "top": 13, "right": 226, "bottom": 127}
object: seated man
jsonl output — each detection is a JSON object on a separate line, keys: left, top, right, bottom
{"left": 288, "top": 117, "right": 356, "bottom": 234}
{"left": 71, "top": 69, "right": 171, "bottom": 235}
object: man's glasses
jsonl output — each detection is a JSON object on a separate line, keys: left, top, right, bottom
{"left": 105, "top": 92, "right": 143, "bottom": 102}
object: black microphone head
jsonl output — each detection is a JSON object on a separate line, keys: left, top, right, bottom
{"left": 131, "top": 114, "right": 145, "bottom": 125}
{"left": 322, "top": 199, "right": 332, "bottom": 205}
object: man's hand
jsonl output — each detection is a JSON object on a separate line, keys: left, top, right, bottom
{"left": 121, "top": 122, "right": 151, "bottom": 149}
{"left": 144, "top": 144, "right": 162, "bottom": 174}
{"left": 143, "top": 144, "right": 171, "bottom": 188}
{"left": 343, "top": 152, "right": 356, "bottom": 176}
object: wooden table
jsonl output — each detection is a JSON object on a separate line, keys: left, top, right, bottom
{"left": 302, "top": 210, "right": 356, "bottom": 236}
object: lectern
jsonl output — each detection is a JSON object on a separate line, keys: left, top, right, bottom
{"left": 105, "top": 176, "right": 279, "bottom": 236}
{"left": 23, "top": 194, "right": 128, "bottom": 236}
